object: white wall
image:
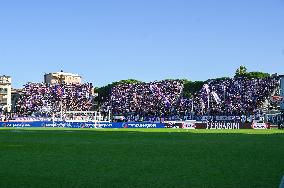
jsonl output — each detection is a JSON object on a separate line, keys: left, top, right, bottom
{"left": 0, "top": 76, "right": 12, "bottom": 112}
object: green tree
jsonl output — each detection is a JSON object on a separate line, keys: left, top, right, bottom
{"left": 182, "top": 79, "right": 205, "bottom": 98}
{"left": 246, "top": 72, "right": 270, "bottom": 79}
{"left": 235, "top": 65, "right": 270, "bottom": 79}
{"left": 235, "top": 65, "right": 247, "bottom": 76}
{"left": 209, "top": 77, "right": 230, "bottom": 81}
{"left": 95, "top": 79, "right": 141, "bottom": 104}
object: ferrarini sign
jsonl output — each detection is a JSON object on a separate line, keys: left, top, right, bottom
{"left": 195, "top": 121, "right": 253, "bottom": 129}
{"left": 206, "top": 122, "right": 240, "bottom": 129}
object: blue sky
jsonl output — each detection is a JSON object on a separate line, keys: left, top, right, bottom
{"left": 0, "top": 0, "right": 283, "bottom": 88}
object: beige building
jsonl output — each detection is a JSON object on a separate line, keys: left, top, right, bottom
{"left": 44, "top": 71, "right": 82, "bottom": 85}
{"left": 0, "top": 75, "right": 12, "bottom": 112}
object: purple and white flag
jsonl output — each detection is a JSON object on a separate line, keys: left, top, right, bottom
{"left": 211, "top": 91, "right": 221, "bottom": 104}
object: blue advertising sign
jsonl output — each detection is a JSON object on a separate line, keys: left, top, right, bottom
{"left": 0, "top": 121, "right": 165, "bottom": 129}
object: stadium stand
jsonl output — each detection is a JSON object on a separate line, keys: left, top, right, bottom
{"left": 105, "top": 80, "right": 183, "bottom": 121}
{"left": 12, "top": 75, "right": 281, "bottom": 122}
{"left": 103, "top": 76, "right": 280, "bottom": 121}
{"left": 15, "top": 82, "right": 94, "bottom": 117}
{"left": 178, "top": 76, "right": 280, "bottom": 116}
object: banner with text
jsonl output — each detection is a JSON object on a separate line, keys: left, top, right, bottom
{"left": 0, "top": 121, "right": 165, "bottom": 129}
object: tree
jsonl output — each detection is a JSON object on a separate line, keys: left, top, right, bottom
{"left": 235, "top": 65, "right": 270, "bottom": 79}
{"left": 182, "top": 79, "right": 205, "bottom": 98}
{"left": 235, "top": 65, "right": 247, "bottom": 76}
{"left": 246, "top": 72, "right": 270, "bottom": 79}
{"left": 210, "top": 77, "right": 230, "bottom": 81}
{"left": 95, "top": 79, "right": 141, "bottom": 104}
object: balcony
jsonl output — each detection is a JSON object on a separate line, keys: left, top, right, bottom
{"left": 0, "top": 81, "right": 11, "bottom": 85}
{"left": 0, "top": 88, "right": 8, "bottom": 95}
{"left": 0, "top": 102, "right": 7, "bottom": 106}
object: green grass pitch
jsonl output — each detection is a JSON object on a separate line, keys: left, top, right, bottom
{"left": 0, "top": 128, "right": 283, "bottom": 188}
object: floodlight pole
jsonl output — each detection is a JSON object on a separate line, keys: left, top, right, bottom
{"left": 98, "top": 112, "right": 101, "bottom": 122}
{"left": 207, "top": 96, "right": 210, "bottom": 110}
{"left": 223, "top": 86, "right": 226, "bottom": 100}
{"left": 108, "top": 110, "right": 111, "bottom": 122}
{"left": 94, "top": 111, "right": 97, "bottom": 128}
{"left": 191, "top": 99, "right": 194, "bottom": 113}
{"left": 60, "top": 99, "right": 63, "bottom": 121}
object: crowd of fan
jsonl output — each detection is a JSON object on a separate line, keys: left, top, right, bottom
{"left": 15, "top": 82, "right": 94, "bottom": 117}
{"left": 12, "top": 75, "right": 280, "bottom": 121}
{"left": 178, "top": 76, "right": 280, "bottom": 117}
{"left": 106, "top": 76, "right": 279, "bottom": 121}
{"left": 106, "top": 80, "right": 183, "bottom": 120}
